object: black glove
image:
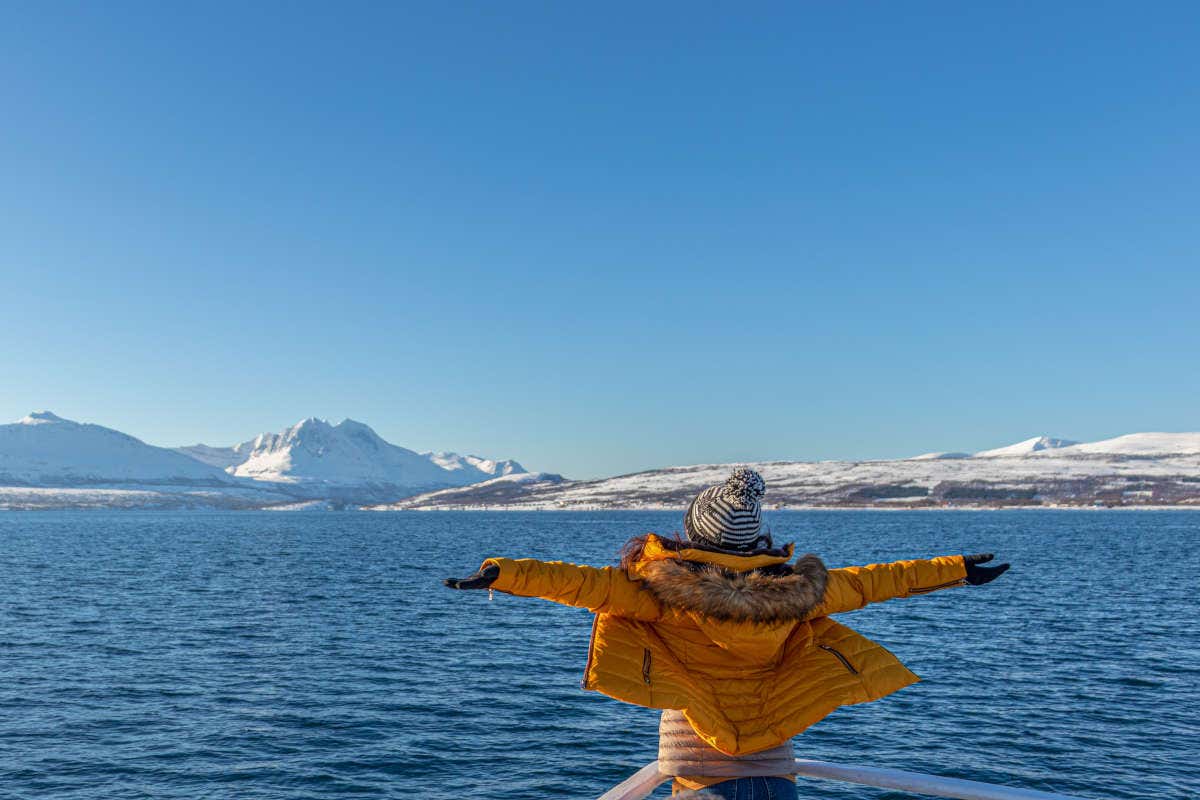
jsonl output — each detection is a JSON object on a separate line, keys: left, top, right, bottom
{"left": 963, "top": 553, "right": 1010, "bottom": 586}
{"left": 443, "top": 563, "right": 500, "bottom": 590}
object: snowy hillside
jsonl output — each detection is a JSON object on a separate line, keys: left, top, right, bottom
{"left": 1, "top": 411, "right": 529, "bottom": 508}
{"left": 178, "top": 420, "right": 528, "bottom": 495}
{"left": 425, "top": 451, "right": 526, "bottom": 481}
{"left": 389, "top": 432, "right": 1200, "bottom": 510}
{"left": 0, "top": 484, "right": 295, "bottom": 511}
{"left": 7, "top": 415, "right": 1199, "bottom": 510}
{"left": 176, "top": 442, "right": 255, "bottom": 470}
{"left": 909, "top": 451, "right": 970, "bottom": 460}
{"left": 366, "top": 472, "right": 565, "bottom": 510}
{"left": 221, "top": 418, "right": 525, "bottom": 494}
{"left": 974, "top": 436, "right": 1078, "bottom": 457}
{"left": 1049, "top": 432, "right": 1200, "bottom": 456}
{"left": 0, "top": 412, "right": 234, "bottom": 485}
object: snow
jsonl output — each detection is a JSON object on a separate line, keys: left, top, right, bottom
{"left": 228, "top": 417, "right": 459, "bottom": 490}
{"left": 18, "top": 411, "right": 67, "bottom": 425}
{"left": 262, "top": 500, "right": 338, "bottom": 511}
{"left": 2, "top": 410, "right": 530, "bottom": 510}
{"left": 424, "top": 451, "right": 526, "bottom": 480}
{"left": 173, "top": 417, "right": 529, "bottom": 495}
{"left": 0, "top": 484, "right": 292, "bottom": 510}
{"left": 175, "top": 443, "right": 251, "bottom": 470}
{"left": 909, "top": 452, "right": 970, "bottom": 460}
{"left": 974, "top": 436, "right": 1079, "bottom": 458}
{"left": 7, "top": 412, "right": 1199, "bottom": 510}
{"left": 392, "top": 446, "right": 1200, "bottom": 510}
{"left": 365, "top": 472, "right": 564, "bottom": 510}
{"left": 1050, "top": 432, "right": 1200, "bottom": 456}
{"left": 0, "top": 412, "right": 233, "bottom": 484}
{"left": 2, "top": 411, "right": 528, "bottom": 507}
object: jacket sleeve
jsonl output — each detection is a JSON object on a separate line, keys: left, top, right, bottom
{"left": 480, "top": 557, "right": 662, "bottom": 621}
{"left": 810, "top": 555, "right": 967, "bottom": 617}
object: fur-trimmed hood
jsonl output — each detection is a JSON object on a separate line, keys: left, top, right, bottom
{"left": 638, "top": 554, "right": 828, "bottom": 624}
{"left": 628, "top": 534, "right": 828, "bottom": 624}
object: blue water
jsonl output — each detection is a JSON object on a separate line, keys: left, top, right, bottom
{"left": 1, "top": 511, "right": 1196, "bottom": 799}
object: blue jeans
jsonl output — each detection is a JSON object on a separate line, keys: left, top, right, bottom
{"left": 691, "top": 776, "right": 798, "bottom": 799}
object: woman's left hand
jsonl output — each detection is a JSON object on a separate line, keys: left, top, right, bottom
{"left": 963, "top": 553, "right": 1010, "bottom": 585}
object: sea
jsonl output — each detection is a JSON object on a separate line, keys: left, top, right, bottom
{"left": 1, "top": 510, "right": 1196, "bottom": 799}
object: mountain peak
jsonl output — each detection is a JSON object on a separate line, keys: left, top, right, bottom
{"left": 19, "top": 411, "right": 70, "bottom": 425}
{"left": 2, "top": 412, "right": 230, "bottom": 483}
{"left": 974, "top": 435, "right": 1078, "bottom": 458}
{"left": 333, "top": 419, "right": 389, "bottom": 452}
{"left": 424, "top": 450, "right": 527, "bottom": 478}
{"left": 335, "top": 418, "right": 379, "bottom": 435}
{"left": 1061, "top": 432, "right": 1200, "bottom": 456}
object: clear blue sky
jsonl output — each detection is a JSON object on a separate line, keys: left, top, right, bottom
{"left": 2, "top": 2, "right": 1197, "bottom": 478}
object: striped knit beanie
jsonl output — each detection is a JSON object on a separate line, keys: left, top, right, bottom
{"left": 683, "top": 468, "right": 767, "bottom": 551}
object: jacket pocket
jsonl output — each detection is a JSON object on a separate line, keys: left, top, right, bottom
{"left": 817, "top": 644, "right": 860, "bottom": 675}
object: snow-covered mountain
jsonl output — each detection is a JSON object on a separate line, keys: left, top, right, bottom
{"left": 8, "top": 415, "right": 1200, "bottom": 510}
{"left": 1048, "top": 432, "right": 1200, "bottom": 456}
{"left": 424, "top": 451, "right": 526, "bottom": 481}
{"left": 227, "top": 418, "right": 461, "bottom": 488}
{"left": 974, "top": 436, "right": 1078, "bottom": 458}
{"left": 0, "top": 412, "right": 236, "bottom": 485}
{"left": 183, "top": 417, "right": 527, "bottom": 498}
{"left": 971, "top": 432, "right": 1200, "bottom": 458}
{"left": 178, "top": 435, "right": 527, "bottom": 486}
{"left": 176, "top": 442, "right": 256, "bottom": 470}
{"left": 179, "top": 419, "right": 528, "bottom": 493}
{"left": 0, "top": 411, "right": 529, "bottom": 508}
{"left": 387, "top": 431, "right": 1200, "bottom": 510}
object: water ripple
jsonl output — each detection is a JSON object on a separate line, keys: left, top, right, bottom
{"left": 0, "top": 510, "right": 1196, "bottom": 798}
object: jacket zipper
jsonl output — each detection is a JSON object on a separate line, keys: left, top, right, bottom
{"left": 580, "top": 616, "right": 600, "bottom": 690}
{"left": 909, "top": 578, "right": 968, "bottom": 595}
{"left": 818, "top": 644, "right": 860, "bottom": 675}
{"left": 641, "top": 648, "right": 652, "bottom": 686}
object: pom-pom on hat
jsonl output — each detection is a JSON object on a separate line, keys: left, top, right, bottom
{"left": 684, "top": 467, "right": 767, "bottom": 551}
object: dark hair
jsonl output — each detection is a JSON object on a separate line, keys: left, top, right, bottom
{"left": 619, "top": 532, "right": 676, "bottom": 571}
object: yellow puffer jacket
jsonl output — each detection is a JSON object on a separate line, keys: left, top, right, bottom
{"left": 482, "top": 534, "right": 966, "bottom": 756}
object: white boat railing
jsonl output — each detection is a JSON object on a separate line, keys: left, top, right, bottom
{"left": 598, "top": 759, "right": 1094, "bottom": 800}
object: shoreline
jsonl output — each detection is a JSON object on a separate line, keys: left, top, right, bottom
{"left": 4, "top": 505, "right": 1198, "bottom": 512}
{"left": 371, "top": 503, "right": 1200, "bottom": 512}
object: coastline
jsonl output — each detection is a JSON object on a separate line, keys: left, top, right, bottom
{"left": 367, "top": 503, "right": 1200, "bottom": 512}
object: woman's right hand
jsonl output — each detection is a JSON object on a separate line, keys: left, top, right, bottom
{"left": 443, "top": 563, "right": 500, "bottom": 590}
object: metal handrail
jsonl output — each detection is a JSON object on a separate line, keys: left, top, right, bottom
{"left": 597, "top": 762, "right": 666, "bottom": 800}
{"left": 598, "top": 759, "right": 1094, "bottom": 800}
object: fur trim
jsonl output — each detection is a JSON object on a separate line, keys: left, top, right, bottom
{"left": 639, "top": 554, "right": 828, "bottom": 623}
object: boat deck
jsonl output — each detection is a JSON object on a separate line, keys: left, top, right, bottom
{"left": 598, "top": 758, "right": 1094, "bottom": 800}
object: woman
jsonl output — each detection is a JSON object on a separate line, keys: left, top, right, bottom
{"left": 444, "top": 468, "right": 1009, "bottom": 799}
